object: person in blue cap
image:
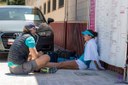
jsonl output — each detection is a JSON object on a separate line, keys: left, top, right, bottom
{"left": 7, "top": 23, "right": 52, "bottom": 74}
{"left": 46, "top": 29, "right": 104, "bottom": 70}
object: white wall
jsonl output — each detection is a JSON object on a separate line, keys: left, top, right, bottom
{"left": 96, "top": 0, "right": 128, "bottom": 67}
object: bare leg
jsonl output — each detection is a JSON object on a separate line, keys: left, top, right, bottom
{"left": 35, "top": 54, "right": 50, "bottom": 69}
{"left": 46, "top": 60, "right": 79, "bottom": 70}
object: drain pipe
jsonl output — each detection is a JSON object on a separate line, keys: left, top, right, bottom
{"left": 75, "top": 0, "right": 77, "bottom": 20}
{"left": 64, "top": 0, "right": 68, "bottom": 49}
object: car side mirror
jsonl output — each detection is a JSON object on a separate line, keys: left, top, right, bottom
{"left": 47, "top": 18, "right": 54, "bottom": 24}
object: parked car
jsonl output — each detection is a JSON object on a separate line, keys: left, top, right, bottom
{"left": 0, "top": 5, "right": 54, "bottom": 53}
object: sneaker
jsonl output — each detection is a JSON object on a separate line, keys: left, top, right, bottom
{"left": 40, "top": 67, "right": 58, "bottom": 73}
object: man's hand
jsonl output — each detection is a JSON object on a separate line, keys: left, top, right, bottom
{"left": 29, "top": 48, "right": 38, "bottom": 60}
{"left": 27, "top": 53, "right": 32, "bottom": 61}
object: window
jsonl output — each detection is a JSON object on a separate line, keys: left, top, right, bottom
{"left": 52, "top": 0, "right": 56, "bottom": 11}
{"left": 44, "top": 3, "right": 46, "bottom": 14}
{"left": 59, "top": 0, "right": 64, "bottom": 8}
{"left": 48, "top": 0, "right": 51, "bottom": 13}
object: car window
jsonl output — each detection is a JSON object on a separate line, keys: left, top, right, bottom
{"left": 24, "top": 14, "right": 40, "bottom": 20}
{"left": 0, "top": 8, "right": 45, "bottom": 22}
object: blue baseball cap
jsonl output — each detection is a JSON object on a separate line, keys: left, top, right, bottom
{"left": 25, "top": 22, "right": 38, "bottom": 30}
{"left": 82, "top": 30, "right": 94, "bottom": 37}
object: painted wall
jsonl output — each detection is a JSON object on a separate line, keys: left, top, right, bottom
{"left": 96, "top": 0, "right": 128, "bottom": 67}
{"left": 25, "top": 0, "right": 89, "bottom": 22}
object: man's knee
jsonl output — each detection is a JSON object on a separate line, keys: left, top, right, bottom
{"left": 35, "top": 54, "right": 50, "bottom": 68}
{"left": 41, "top": 54, "right": 50, "bottom": 62}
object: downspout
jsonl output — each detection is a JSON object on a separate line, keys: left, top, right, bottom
{"left": 64, "top": 0, "right": 68, "bottom": 49}
{"left": 73, "top": 0, "right": 78, "bottom": 53}
{"left": 75, "top": 0, "right": 77, "bottom": 20}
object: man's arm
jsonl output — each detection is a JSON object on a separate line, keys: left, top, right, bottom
{"left": 29, "top": 47, "right": 38, "bottom": 60}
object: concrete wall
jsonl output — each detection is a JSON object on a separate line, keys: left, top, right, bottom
{"left": 96, "top": 0, "right": 128, "bottom": 67}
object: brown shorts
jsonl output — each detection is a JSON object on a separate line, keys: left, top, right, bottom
{"left": 9, "top": 60, "right": 38, "bottom": 75}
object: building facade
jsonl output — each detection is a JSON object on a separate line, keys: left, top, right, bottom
{"left": 26, "top": 0, "right": 91, "bottom": 55}
{"left": 25, "top": 0, "right": 90, "bottom": 22}
{"left": 25, "top": 0, "right": 128, "bottom": 74}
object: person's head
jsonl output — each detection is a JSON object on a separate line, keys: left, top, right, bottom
{"left": 82, "top": 29, "right": 98, "bottom": 41}
{"left": 36, "top": 23, "right": 49, "bottom": 33}
{"left": 23, "top": 22, "right": 38, "bottom": 35}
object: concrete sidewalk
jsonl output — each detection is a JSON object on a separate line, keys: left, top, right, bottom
{"left": 0, "top": 62, "right": 127, "bottom": 85}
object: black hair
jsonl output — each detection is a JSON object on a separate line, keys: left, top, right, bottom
{"left": 87, "top": 29, "right": 98, "bottom": 38}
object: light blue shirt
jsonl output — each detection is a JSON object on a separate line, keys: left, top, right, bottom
{"left": 25, "top": 36, "right": 35, "bottom": 48}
